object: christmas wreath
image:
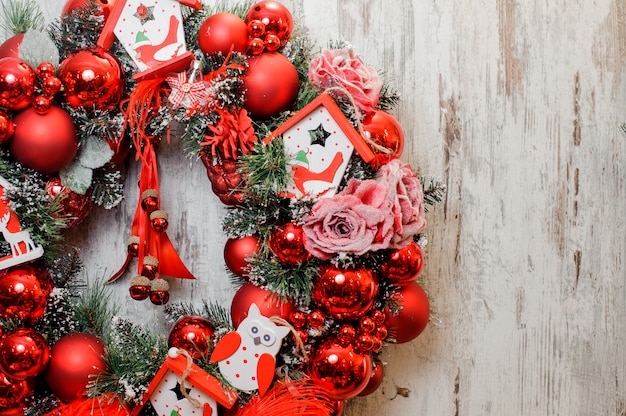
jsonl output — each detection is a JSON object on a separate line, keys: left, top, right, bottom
{"left": 0, "top": 0, "right": 445, "bottom": 415}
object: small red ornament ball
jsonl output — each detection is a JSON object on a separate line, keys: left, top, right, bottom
{"left": 0, "top": 34, "right": 24, "bottom": 59}
{"left": 308, "top": 337, "right": 373, "bottom": 400}
{"left": 0, "top": 328, "right": 50, "bottom": 381}
{"left": 44, "top": 333, "right": 108, "bottom": 403}
{"left": 245, "top": 1, "right": 294, "bottom": 46}
{"left": 0, "top": 57, "right": 36, "bottom": 111}
{"left": 198, "top": 13, "right": 248, "bottom": 56}
{"left": 384, "top": 282, "right": 430, "bottom": 343}
{"left": 312, "top": 265, "right": 379, "bottom": 320}
{"left": 0, "top": 370, "right": 33, "bottom": 410}
{"left": 62, "top": 0, "right": 116, "bottom": 19}
{"left": 0, "top": 110, "right": 14, "bottom": 142}
{"left": 58, "top": 48, "right": 124, "bottom": 111}
{"left": 168, "top": 316, "right": 215, "bottom": 359}
{"left": 0, "top": 265, "right": 54, "bottom": 324}
{"left": 231, "top": 282, "right": 294, "bottom": 327}
{"left": 45, "top": 176, "right": 93, "bottom": 228}
{"left": 224, "top": 235, "right": 260, "bottom": 277}
{"left": 381, "top": 242, "right": 424, "bottom": 285}
{"left": 268, "top": 222, "right": 312, "bottom": 266}
{"left": 10, "top": 105, "right": 78, "bottom": 175}
{"left": 243, "top": 52, "right": 299, "bottom": 119}
{"left": 358, "top": 358, "right": 384, "bottom": 396}
{"left": 362, "top": 110, "right": 404, "bottom": 166}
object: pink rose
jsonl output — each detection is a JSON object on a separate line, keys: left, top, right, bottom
{"left": 308, "top": 48, "right": 382, "bottom": 113}
{"left": 303, "top": 180, "right": 394, "bottom": 259}
{"left": 376, "top": 159, "right": 426, "bottom": 248}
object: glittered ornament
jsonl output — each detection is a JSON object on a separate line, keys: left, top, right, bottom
{"left": 0, "top": 111, "right": 14, "bottom": 143}
{"left": 307, "top": 310, "right": 325, "bottom": 329}
{"left": 224, "top": 235, "right": 260, "bottom": 277}
{"left": 0, "top": 57, "right": 36, "bottom": 111}
{"left": 243, "top": 52, "right": 299, "bottom": 119}
{"left": 200, "top": 151, "right": 245, "bottom": 205}
{"left": 0, "top": 371, "right": 32, "bottom": 410}
{"left": 362, "top": 110, "right": 404, "bottom": 165}
{"left": 44, "top": 333, "right": 107, "bottom": 403}
{"left": 198, "top": 12, "right": 248, "bottom": 56}
{"left": 0, "top": 328, "right": 50, "bottom": 381}
{"left": 58, "top": 48, "right": 124, "bottom": 111}
{"left": 231, "top": 282, "right": 294, "bottom": 327}
{"left": 0, "top": 265, "right": 54, "bottom": 323}
{"left": 45, "top": 176, "right": 93, "bottom": 228}
{"left": 312, "top": 265, "right": 379, "bottom": 320}
{"left": 10, "top": 105, "right": 78, "bottom": 175}
{"left": 308, "top": 337, "right": 372, "bottom": 400}
{"left": 358, "top": 359, "right": 384, "bottom": 396}
{"left": 381, "top": 241, "right": 424, "bottom": 285}
{"left": 0, "top": 34, "right": 24, "bottom": 59}
{"left": 129, "top": 275, "right": 151, "bottom": 301}
{"left": 289, "top": 311, "right": 307, "bottom": 329}
{"left": 384, "top": 282, "right": 430, "bottom": 343}
{"left": 268, "top": 222, "right": 311, "bottom": 266}
{"left": 149, "top": 278, "right": 170, "bottom": 305}
{"left": 245, "top": 1, "right": 294, "bottom": 47}
{"left": 167, "top": 316, "right": 214, "bottom": 359}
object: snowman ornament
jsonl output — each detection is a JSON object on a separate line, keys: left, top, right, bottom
{"left": 210, "top": 303, "right": 290, "bottom": 396}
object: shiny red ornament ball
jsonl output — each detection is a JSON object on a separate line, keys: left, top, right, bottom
{"left": 168, "top": 316, "right": 215, "bottom": 359}
{"left": 45, "top": 176, "right": 93, "bottom": 228}
{"left": 0, "top": 111, "right": 13, "bottom": 142}
{"left": 62, "top": 0, "right": 116, "bottom": 19}
{"left": 10, "top": 105, "right": 78, "bottom": 174}
{"left": 384, "top": 282, "right": 430, "bottom": 343}
{"left": 44, "top": 333, "right": 107, "bottom": 403}
{"left": 362, "top": 110, "right": 404, "bottom": 166}
{"left": 381, "top": 242, "right": 424, "bottom": 285}
{"left": 0, "top": 328, "right": 50, "bottom": 380}
{"left": 0, "top": 265, "right": 54, "bottom": 324}
{"left": 312, "top": 265, "right": 379, "bottom": 320}
{"left": 41, "top": 76, "right": 62, "bottom": 96}
{"left": 36, "top": 62, "right": 55, "bottom": 79}
{"left": 198, "top": 13, "right": 248, "bottom": 56}
{"left": 31, "top": 95, "right": 52, "bottom": 114}
{"left": 245, "top": 1, "right": 294, "bottom": 46}
{"left": 224, "top": 235, "right": 260, "bottom": 277}
{"left": 358, "top": 358, "right": 384, "bottom": 396}
{"left": 0, "top": 370, "right": 33, "bottom": 410}
{"left": 268, "top": 222, "right": 311, "bottom": 266}
{"left": 0, "top": 57, "right": 35, "bottom": 111}
{"left": 308, "top": 337, "right": 372, "bottom": 400}
{"left": 58, "top": 48, "right": 124, "bottom": 111}
{"left": 331, "top": 401, "right": 345, "bottom": 416}
{"left": 243, "top": 52, "right": 299, "bottom": 119}
{"left": 231, "top": 282, "right": 294, "bottom": 327}
{"left": 0, "top": 34, "right": 24, "bottom": 59}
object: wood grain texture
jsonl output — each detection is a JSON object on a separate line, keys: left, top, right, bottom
{"left": 7, "top": 0, "right": 626, "bottom": 414}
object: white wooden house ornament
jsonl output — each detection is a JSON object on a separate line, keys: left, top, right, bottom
{"left": 266, "top": 94, "right": 376, "bottom": 200}
{"left": 98, "top": 0, "right": 202, "bottom": 81}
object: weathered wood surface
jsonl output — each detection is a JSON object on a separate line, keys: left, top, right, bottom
{"left": 19, "top": 0, "right": 626, "bottom": 414}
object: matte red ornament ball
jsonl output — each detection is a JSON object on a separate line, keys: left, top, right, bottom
{"left": 0, "top": 328, "right": 50, "bottom": 381}
{"left": 0, "top": 34, "right": 24, "bottom": 59}
{"left": 358, "top": 358, "right": 384, "bottom": 396}
{"left": 44, "top": 333, "right": 107, "bottom": 403}
{"left": 0, "top": 57, "right": 36, "bottom": 111}
{"left": 231, "top": 282, "right": 294, "bottom": 327}
{"left": 224, "top": 235, "right": 260, "bottom": 277}
{"left": 243, "top": 52, "right": 299, "bottom": 119}
{"left": 10, "top": 105, "right": 78, "bottom": 174}
{"left": 362, "top": 110, "right": 404, "bottom": 166}
{"left": 0, "top": 264, "right": 54, "bottom": 324}
{"left": 198, "top": 12, "right": 248, "bottom": 56}
{"left": 167, "top": 316, "right": 215, "bottom": 359}
{"left": 384, "top": 282, "right": 430, "bottom": 343}
{"left": 381, "top": 241, "right": 424, "bottom": 285}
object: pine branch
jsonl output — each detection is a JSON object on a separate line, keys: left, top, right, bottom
{"left": 421, "top": 177, "right": 446, "bottom": 209}
{"left": 165, "top": 300, "right": 233, "bottom": 331}
{"left": 91, "top": 167, "right": 125, "bottom": 209}
{"left": 47, "top": 0, "right": 104, "bottom": 57}
{"left": 239, "top": 137, "right": 291, "bottom": 202}
{"left": 73, "top": 279, "right": 118, "bottom": 338}
{"left": 0, "top": 0, "right": 44, "bottom": 37}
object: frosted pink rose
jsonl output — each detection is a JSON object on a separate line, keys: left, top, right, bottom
{"left": 376, "top": 159, "right": 426, "bottom": 248}
{"left": 303, "top": 180, "right": 394, "bottom": 259}
{"left": 308, "top": 48, "right": 382, "bottom": 113}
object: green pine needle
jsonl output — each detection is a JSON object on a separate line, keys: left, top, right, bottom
{"left": 0, "top": 0, "right": 44, "bottom": 37}
{"left": 239, "top": 137, "right": 291, "bottom": 202}
{"left": 422, "top": 177, "right": 446, "bottom": 209}
{"left": 165, "top": 300, "right": 233, "bottom": 331}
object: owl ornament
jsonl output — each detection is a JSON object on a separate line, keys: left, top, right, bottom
{"left": 210, "top": 303, "right": 290, "bottom": 396}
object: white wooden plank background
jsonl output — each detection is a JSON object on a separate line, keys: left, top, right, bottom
{"left": 10, "top": 0, "right": 626, "bottom": 414}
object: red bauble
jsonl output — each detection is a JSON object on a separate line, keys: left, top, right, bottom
{"left": 224, "top": 235, "right": 260, "bottom": 277}
{"left": 58, "top": 48, "right": 124, "bottom": 111}
{"left": 0, "top": 111, "right": 13, "bottom": 142}
{"left": 0, "top": 328, "right": 49, "bottom": 381}
{"left": 380, "top": 242, "right": 424, "bottom": 285}
{"left": 332, "top": 401, "right": 345, "bottom": 416}
{"left": 0, "top": 265, "right": 54, "bottom": 324}
{"left": 44, "top": 333, "right": 107, "bottom": 403}
{"left": 0, "top": 371, "right": 32, "bottom": 410}
{"left": 268, "top": 222, "right": 311, "bottom": 266}
{"left": 231, "top": 282, "right": 294, "bottom": 327}
{"left": 384, "top": 282, "right": 430, "bottom": 343}
{"left": 243, "top": 52, "right": 299, "bottom": 119}
{"left": 45, "top": 176, "right": 93, "bottom": 228}
{"left": 10, "top": 105, "right": 78, "bottom": 174}
{"left": 0, "top": 34, "right": 24, "bottom": 59}
{"left": 245, "top": 1, "right": 294, "bottom": 46}
{"left": 198, "top": 13, "right": 248, "bottom": 56}
{"left": 167, "top": 316, "right": 214, "bottom": 359}
{"left": 200, "top": 152, "right": 245, "bottom": 205}
{"left": 308, "top": 337, "right": 372, "bottom": 400}
{"left": 362, "top": 110, "right": 404, "bottom": 166}
{"left": 312, "top": 265, "right": 379, "bottom": 320}
{"left": 358, "top": 359, "right": 384, "bottom": 396}
{"left": 0, "top": 57, "right": 35, "bottom": 111}
{"left": 61, "top": 0, "right": 116, "bottom": 19}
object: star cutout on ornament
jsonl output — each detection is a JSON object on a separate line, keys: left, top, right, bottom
{"left": 170, "top": 381, "right": 191, "bottom": 401}
{"left": 309, "top": 123, "right": 331, "bottom": 147}
{"left": 134, "top": 4, "right": 155, "bottom": 24}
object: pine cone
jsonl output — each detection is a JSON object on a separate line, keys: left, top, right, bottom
{"left": 200, "top": 150, "right": 245, "bottom": 205}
